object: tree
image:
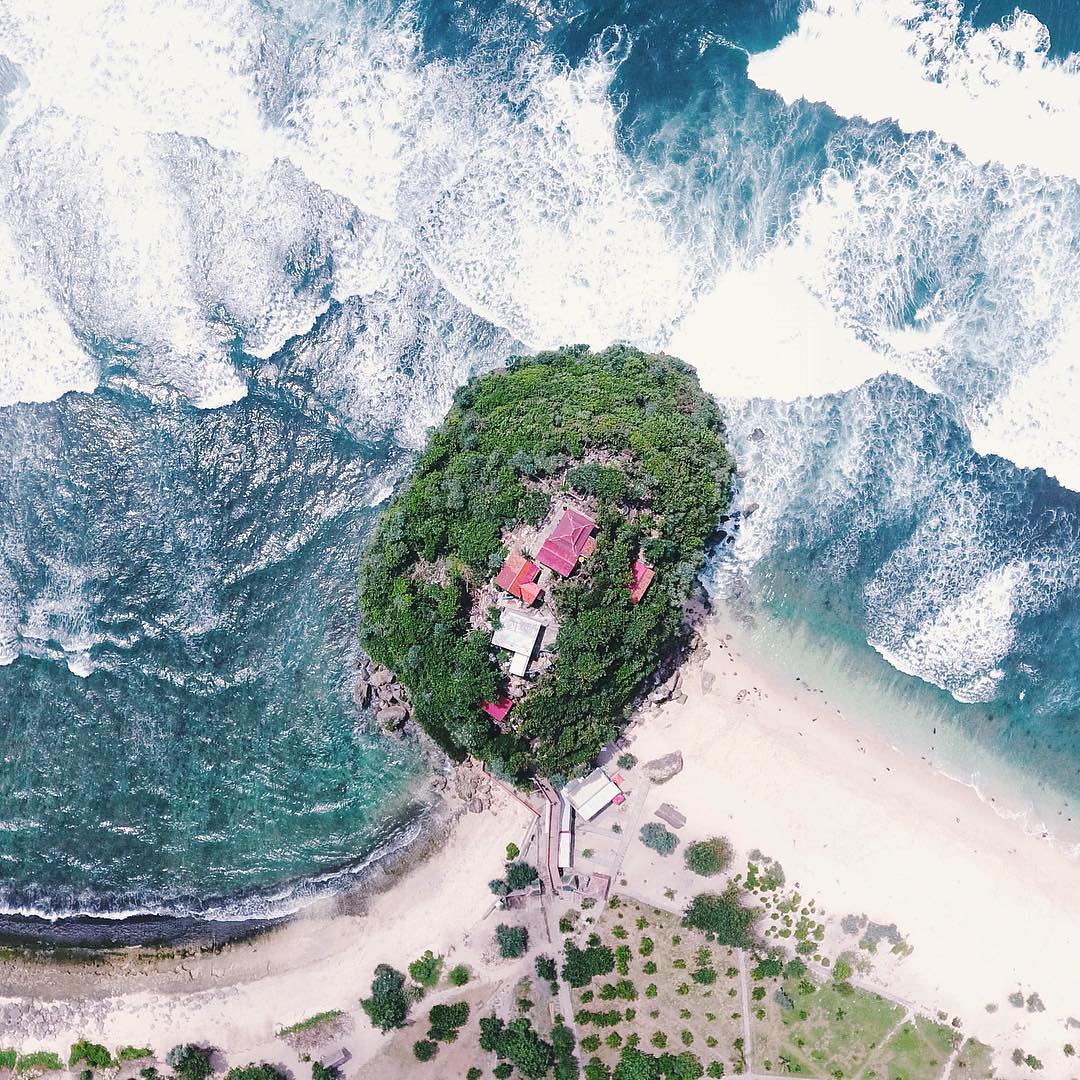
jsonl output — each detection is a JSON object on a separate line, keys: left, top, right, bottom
{"left": 360, "top": 964, "right": 410, "bottom": 1031}
{"left": 639, "top": 823, "right": 678, "bottom": 856}
{"left": 166, "top": 1046, "right": 214, "bottom": 1080}
{"left": 311, "top": 1065, "right": 337, "bottom": 1080}
{"left": 412, "top": 1041, "right": 438, "bottom": 1062}
{"left": 683, "top": 890, "right": 758, "bottom": 948}
{"left": 428, "top": 1001, "right": 470, "bottom": 1042}
{"left": 683, "top": 837, "right": 733, "bottom": 877}
{"left": 562, "top": 939, "right": 615, "bottom": 988}
{"left": 496, "top": 924, "right": 529, "bottom": 959}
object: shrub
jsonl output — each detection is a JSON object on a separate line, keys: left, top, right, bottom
{"left": 278, "top": 1011, "right": 344, "bottom": 1038}
{"left": 409, "top": 950, "right": 444, "bottom": 989}
{"left": 311, "top": 1065, "right": 337, "bottom": 1080}
{"left": 496, "top": 924, "right": 529, "bottom": 959}
{"left": 707, "top": 1065, "right": 725, "bottom": 1078}
{"left": 69, "top": 1045, "right": 113, "bottom": 1070}
{"left": 684, "top": 837, "right": 733, "bottom": 877}
{"left": 832, "top": 958, "right": 853, "bottom": 983}
{"left": 581, "top": 1035, "right": 601, "bottom": 1053}
{"left": 783, "top": 958, "right": 807, "bottom": 980}
{"left": 617, "top": 753, "right": 637, "bottom": 770}
{"left": 616, "top": 945, "right": 632, "bottom": 976}
{"left": 14, "top": 1053, "right": 64, "bottom": 1075}
{"left": 639, "top": 937, "right": 654, "bottom": 957}
{"left": 222, "top": 1067, "right": 286, "bottom": 1080}
{"left": 751, "top": 958, "right": 783, "bottom": 980}
{"left": 494, "top": 1066, "right": 512, "bottom": 1080}
{"left": 490, "top": 878, "right": 511, "bottom": 896}
{"left": 692, "top": 967, "right": 717, "bottom": 985}
{"left": 117, "top": 1047, "right": 154, "bottom": 1063}
{"left": 412, "top": 1041, "right": 437, "bottom": 1063}
{"left": 467, "top": 1070, "right": 483, "bottom": 1080}
{"left": 361, "top": 964, "right": 410, "bottom": 1031}
{"left": 651, "top": 1033, "right": 667, "bottom": 1049}
{"left": 506, "top": 842, "right": 520, "bottom": 860}
{"left": 165, "top": 1046, "right": 213, "bottom": 1080}
{"left": 684, "top": 890, "right": 758, "bottom": 947}
{"left": 640, "top": 823, "right": 679, "bottom": 856}
{"left": 505, "top": 861, "right": 539, "bottom": 891}
{"left": 643, "top": 961, "right": 657, "bottom": 975}
{"left": 448, "top": 963, "right": 471, "bottom": 986}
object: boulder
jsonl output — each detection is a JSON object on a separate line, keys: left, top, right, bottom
{"left": 352, "top": 680, "right": 370, "bottom": 707}
{"left": 468, "top": 797, "right": 484, "bottom": 814}
{"left": 369, "top": 667, "right": 394, "bottom": 687}
{"left": 642, "top": 751, "right": 683, "bottom": 784}
{"left": 376, "top": 704, "right": 408, "bottom": 727}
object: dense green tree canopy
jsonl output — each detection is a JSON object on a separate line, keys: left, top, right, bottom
{"left": 359, "top": 345, "right": 734, "bottom": 778}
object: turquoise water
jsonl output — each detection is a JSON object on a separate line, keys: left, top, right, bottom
{"left": 0, "top": 0, "right": 1078, "bottom": 921}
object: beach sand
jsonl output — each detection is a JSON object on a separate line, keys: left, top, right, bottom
{"left": 0, "top": 787, "right": 534, "bottom": 1076}
{"left": 621, "top": 614, "right": 1080, "bottom": 1071}
{"left": 3, "top": 615, "right": 1079, "bottom": 1075}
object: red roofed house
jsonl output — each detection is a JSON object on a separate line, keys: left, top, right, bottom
{"left": 495, "top": 552, "right": 542, "bottom": 605}
{"left": 482, "top": 697, "right": 513, "bottom": 723}
{"left": 628, "top": 559, "right": 655, "bottom": 604}
{"left": 536, "top": 509, "right": 597, "bottom": 577}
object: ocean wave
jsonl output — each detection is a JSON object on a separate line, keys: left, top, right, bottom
{"left": 748, "top": 0, "right": 1080, "bottom": 183}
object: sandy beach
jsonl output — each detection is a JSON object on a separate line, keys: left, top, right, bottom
{"left": 620, "top": 613, "right": 1080, "bottom": 1072}
{"left": 0, "top": 786, "right": 534, "bottom": 1076}
{"left": 2, "top": 613, "right": 1079, "bottom": 1075}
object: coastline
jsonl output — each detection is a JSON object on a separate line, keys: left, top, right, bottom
{"left": 2, "top": 610, "right": 1078, "bottom": 1072}
{"left": 620, "top": 611, "right": 1080, "bottom": 1070}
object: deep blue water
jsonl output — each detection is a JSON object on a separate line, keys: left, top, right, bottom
{"left": 0, "top": 0, "right": 1077, "bottom": 918}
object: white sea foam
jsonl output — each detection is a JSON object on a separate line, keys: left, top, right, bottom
{"left": 748, "top": 0, "right": 1080, "bottom": 182}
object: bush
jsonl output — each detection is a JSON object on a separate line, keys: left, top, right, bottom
{"left": 412, "top": 1041, "right": 437, "bottom": 1063}
{"left": 69, "top": 1045, "right": 113, "bottom": 1070}
{"left": 310, "top": 1065, "right": 337, "bottom": 1080}
{"left": 683, "top": 837, "right": 733, "bottom": 877}
{"left": 640, "top": 822, "right": 679, "bottom": 856}
{"left": 617, "top": 753, "right": 637, "bottom": 770}
{"left": 361, "top": 965, "right": 411, "bottom": 1031}
{"left": 448, "top": 963, "right": 471, "bottom": 986}
{"left": 165, "top": 1046, "right": 213, "bottom": 1080}
{"left": 506, "top": 842, "right": 520, "bottom": 860}
{"left": 496, "top": 924, "right": 529, "bottom": 959}
{"left": 639, "top": 937, "right": 654, "bottom": 957}
{"left": 409, "top": 950, "right": 444, "bottom": 989}
{"left": 14, "top": 1053, "right": 63, "bottom": 1075}
{"left": 222, "top": 1067, "right": 286, "bottom": 1080}
{"left": 78, "top": 1071, "right": 92, "bottom": 1080}
{"left": 493, "top": 1066, "right": 512, "bottom": 1080}
{"left": 684, "top": 890, "right": 758, "bottom": 948}
{"left": 467, "top": 1070, "right": 482, "bottom": 1080}
{"left": 692, "top": 968, "right": 717, "bottom": 985}
{"left": 490, "top": 878, "right": 511, "bottom": 896}
{"left": 505, "top": 861, "right": 539, "bottom": 891}
{"left": 117, "top": 1048, "right": 154, "bottom": 1062}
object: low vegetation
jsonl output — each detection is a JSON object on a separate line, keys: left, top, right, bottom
{"left": 640, "top": 822, "right": 679, "bottom": 856}
{"left": 683, "top": 837, "right": 733, "bottom": 877}
{"left": 359, "top": 344, "right": 734, "bottom": 777}
{"left": 277, "top": 1011, "right": 345, "bottom": 1038}
{"left": 165, "top": 1046, "right": 213, "bottom": 1080}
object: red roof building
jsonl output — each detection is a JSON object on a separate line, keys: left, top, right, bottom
{"left": 482, "top": 697, "right": 513, "bottom": 723}
{"left": 494, "top": 552, "right": 542, "bottom": 603}
{"left": 536, "top": 509, "right": 597, "bottom": 577}
{"left": 628, "top": 559, "right": 655, "bottom": 604}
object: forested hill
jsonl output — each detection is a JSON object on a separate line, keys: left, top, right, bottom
{"left": 358, "top": 345, "right": 735, "bottom": 780}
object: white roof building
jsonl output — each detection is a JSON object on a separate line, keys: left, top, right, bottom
{"left": 561, "top": 767, "right": 621, "bottom": 821}
{"left": 492, "top": 608, "right": 545, "bottom": 676}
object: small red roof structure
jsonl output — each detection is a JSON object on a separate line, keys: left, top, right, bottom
{"left": 495, "top": 552, "right": 541, "bottom": 602}
{"left": 537, "top": 509, "right": 597, "bottom": 577}
{"left": 482, "top": 697, "right": 513, "bottom": 722}
{"left": 628, "top": 559, "right": 655, "bottom": 604}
